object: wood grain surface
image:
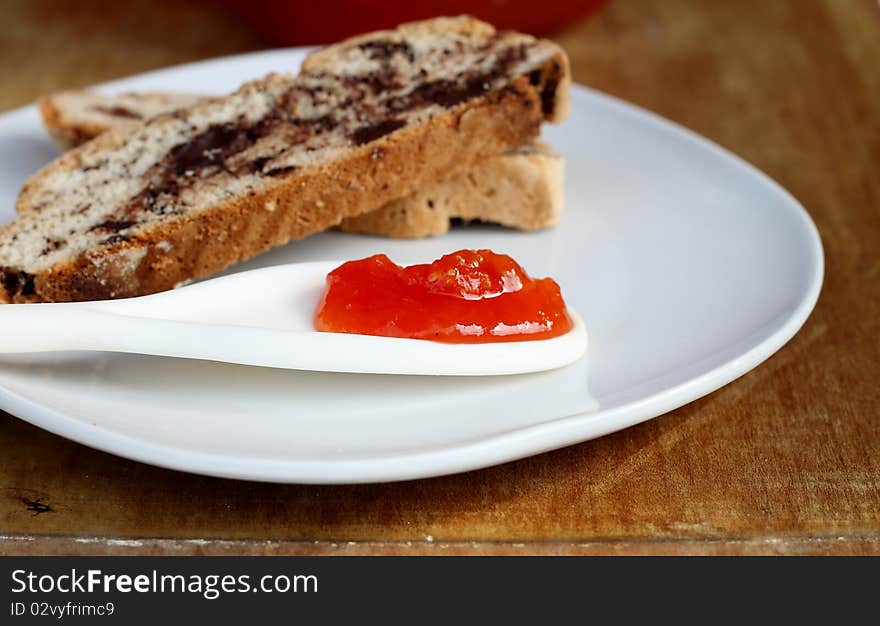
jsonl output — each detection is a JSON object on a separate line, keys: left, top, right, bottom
{"left": 1, "top": 0, "right": 878, "bottom": 556}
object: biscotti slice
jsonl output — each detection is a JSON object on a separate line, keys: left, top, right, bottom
{"left": 40, "top": 91, "right": 204, "bottom": 150}
{"left": 2, "top": 16, "right": 569, "bottom": 303}
{"left": 340, "top": 142, "right": 564, "bottom": 237}
{"left": 37, "top": 90, "right": 565, "bottom": 238}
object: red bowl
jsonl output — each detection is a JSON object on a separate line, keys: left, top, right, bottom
{"left": 215, "top": 1, "right": 607, "bottom": 45}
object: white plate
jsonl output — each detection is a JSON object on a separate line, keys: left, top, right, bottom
{"left": 0, "top": 49, "right": 823, "bottom": 483}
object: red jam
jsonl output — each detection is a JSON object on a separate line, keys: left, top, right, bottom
{"left": 314, "top": 249, "right": 573, "bottom": 343}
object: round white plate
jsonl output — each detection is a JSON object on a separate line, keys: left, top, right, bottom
{"left": 0, "top": 49, "right": 823, "bottom": 483}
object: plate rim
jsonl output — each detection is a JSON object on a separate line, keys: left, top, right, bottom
{"left": 0, "top": 48, "right": 824, "bottom": 483}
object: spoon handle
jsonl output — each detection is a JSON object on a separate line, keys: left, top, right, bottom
{"left": 0, "top": 303, "right": 321, "bottom": 369}
{"left": 0, "top": 300, "right": 588, "bottom": 375}
{"left": 0, "top": 305, "right": 133, "bottom": 353}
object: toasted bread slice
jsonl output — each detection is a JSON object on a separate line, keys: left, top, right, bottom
{"left": 340, "top": 142, "right": 563, "bottom": 237}
{"left": 40, "top": 91, "right": 204, "bottom": 150}
{"left": 2, "top": 16, "right": 569, "bottom": 302}
{"left": 39, "top": 90, "right": 565, "bottom": 238}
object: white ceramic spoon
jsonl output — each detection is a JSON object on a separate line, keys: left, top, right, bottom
{"left": 0, "top": 262, "right": 587, "bottom": 376}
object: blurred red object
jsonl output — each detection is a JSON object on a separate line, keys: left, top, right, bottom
{"left": 214, "top": 0, "right": 608, "bottom": 45}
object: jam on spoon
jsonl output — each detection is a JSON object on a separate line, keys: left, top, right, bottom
{"left": 314, "top": 249, "right": 573, "bottom": 343}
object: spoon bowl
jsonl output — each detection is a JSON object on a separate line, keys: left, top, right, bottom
{"left": 0, "top": 262, "right": 587, "bottom": 376}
